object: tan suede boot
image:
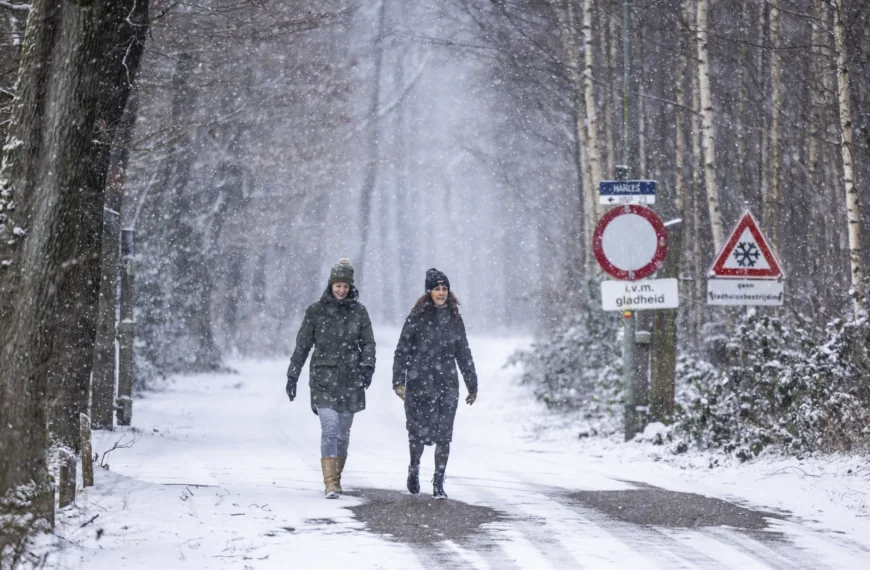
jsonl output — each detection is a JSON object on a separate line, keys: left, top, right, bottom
{"left": 335, "top": 456, "right": 347, "bottom": 494}
{"left": 321, "top": 458, "right": 341, "bottom": 499}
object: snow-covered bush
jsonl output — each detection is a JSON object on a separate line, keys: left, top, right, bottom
{"left": 509, "top": 281, "right": 623, "bottom": 434}
{"left": 676, "top": 310, "right": 870, "bottom": 458}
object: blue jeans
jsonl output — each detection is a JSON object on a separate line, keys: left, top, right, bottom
{"left": 317, "top": 407, "right": 355, "bottom": 457}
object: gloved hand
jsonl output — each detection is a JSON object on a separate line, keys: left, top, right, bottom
{"left": 394, "top": 385, "right": 406, "bottom": 401}
{"left": 465, "top": 392, "right": 477, "bottom": 406}
{"left": 359, "top": 366, "right": 374, "bottom": 389}
{"left": 285, "top": 376, "right": 297, "bottom": 402}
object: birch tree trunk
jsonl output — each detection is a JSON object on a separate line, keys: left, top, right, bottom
{"left": 696, "top": 0, "right": 725, "bottom": 252}
{"left": 832, "top": 0, "right": 864, "bottom": 313}
{"left": 637, "top": 26, "right": 646, "bottom": 176}
{"left": 757, "top": 2, "right": 769, "bottom": 206}
{"left": 582, "top": 0, "right": 603, "bottom": 196}
{"left": 356, "top": 0, "right": 387, "bottom": 279}
{"left": 765, "top": 0, "right": 783, "bottom": 250}
{"left": 735, "top": 0, "right": 748, "bottom": 204}
{"left": 808, "top": 0, "right": 829, "bottom": 293}
{"left": 674, "top": 18, "right": 688, "bottom": 216}
{"left": 689, "top": 0, "right": 704, "bottom": 343}
{"left": 550, "top": 0, "right": 594, "bottom": 269}
{"left": 604, "top": 12, "right": 616, "bottom": 177}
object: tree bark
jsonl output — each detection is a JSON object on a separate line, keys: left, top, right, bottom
{"left": 637, "top": 25, "right": 646, "bottom": 176}
{"left": 735, "top": 0, "right": 748, "bottom": 204}
{"left": 688, "top": 0, "right": 704, "bottom": 344}
{"left": 582, "top": 0, "right": 603, "bottom": 200}
{"left": 604, "top": 12, "right": 616, "bottom": 178}
{"left": 765, "top": 0, "right": 783, "bottom": 250}
{"left": 551, "top": 0, "right": 594, "bottom": 270}
{"left": 356, "top": 0, "right": 387, "bottom": 280}
{"left": 696, "top": 0, "right": 725, "bottom": 252}
{"left": 0, "top": 0, "right": 148, "bottom": 534}
{"left": 832, "top": 0, "right": 864, "bottom": 314}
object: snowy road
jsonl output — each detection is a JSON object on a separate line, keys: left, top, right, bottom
{"left": 56, "top": 331, "right": 870, "bottom": 569}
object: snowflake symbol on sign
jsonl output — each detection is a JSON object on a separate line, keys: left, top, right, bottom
{"left": 733, "top": 242, "right": 761, "bottom": 267}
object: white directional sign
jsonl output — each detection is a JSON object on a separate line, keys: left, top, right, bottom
{"left": 707, "top": 279, "right": 784, "bottom": 306}
{"left": 601, "top": 278, "right": 680, "bottom": 311}
{"left": 599, "top": 180, "right": 656, "bottom": 205}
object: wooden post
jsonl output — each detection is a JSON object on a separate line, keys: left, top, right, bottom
{"left": 91, "top": 207, "right": 120, "bottom": 430}
{"left": 650, "top": 219, "right": 684, "bottom": 423}
{"left": 634, "top": 315, "right": 652, "bottom": 431}
{"left": 58, "top": 452, "right": 77, "bottom": 508}
{"left": 117, "top": 229, "right": 135, "bottom": 426}
{"left": 80, "top": 414, "right": 94, "bottom": 487}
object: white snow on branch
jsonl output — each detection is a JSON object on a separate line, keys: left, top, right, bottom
{"left": 3, "top": 138, "right": 23, "bottom": 152}
{"left": 0, "top": 2, "right": 31, "bottom": 12}
{"left": 344, "top": 52, "right": 431, "bottom": 141}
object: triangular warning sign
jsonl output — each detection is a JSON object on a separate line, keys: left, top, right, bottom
{"left": 709, "top": 210, "right": 785, "bottom": 279}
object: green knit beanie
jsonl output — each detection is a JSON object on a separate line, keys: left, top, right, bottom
{"left": 328, "top": 258, "right": 354, "bottom": 286}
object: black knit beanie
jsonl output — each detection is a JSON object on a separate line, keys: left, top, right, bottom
{"left": 425, "top": 268, "right": 450, "bottom": 292}
{"left": 329, "top": 258, "right": 354, "bottom": 286}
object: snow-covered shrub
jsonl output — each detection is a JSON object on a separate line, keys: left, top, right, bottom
{"left": 509, "top": 281, "right": 623, "bottom": 434}
{"left": 676, "top": 310, "right": 870, "bottom": 458}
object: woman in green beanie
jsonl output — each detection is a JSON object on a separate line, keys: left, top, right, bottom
{"left": 285, "top": 258, "right": 376, "bottom": 499}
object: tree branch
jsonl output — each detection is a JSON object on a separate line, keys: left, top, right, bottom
{"left": 0, "top": 1, "right": 30, "bottom": 11}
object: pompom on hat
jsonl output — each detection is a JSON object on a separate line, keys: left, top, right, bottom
{"left": 329, "top": 258, "right": 354, "bottom": 286}
{"left": 425, "top": 268, "right": 450, "bottom": 292}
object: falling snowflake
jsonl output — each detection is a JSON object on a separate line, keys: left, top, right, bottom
{"left": 733, "top": 242, "right": 761, "bottom": 267}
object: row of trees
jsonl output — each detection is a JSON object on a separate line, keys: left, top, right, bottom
{"left": 452, "top": 0, "right": 869, "bottom": 334}
{"left": 0, "top": 0, "right": 149, "bottom": 557}
{"left": 128, "top": 0, "right": 544, "bottom": 386}
{"left": 471, "top": 0, "right": 870, "bottom": 452}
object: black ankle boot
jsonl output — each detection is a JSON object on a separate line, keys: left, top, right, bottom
{"left": 407, "top": 465, "right": 420, "bottom": 494}
{"left": 433, "top": 472, "right": 447, "bottom": 500}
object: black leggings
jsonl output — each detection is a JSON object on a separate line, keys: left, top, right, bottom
{"left": 410, "top": 441, "right": 450, "bottom": 474}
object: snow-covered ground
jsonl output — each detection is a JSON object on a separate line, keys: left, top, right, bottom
{"left": 41, "top": 330, "right": 870, "bottom": 569}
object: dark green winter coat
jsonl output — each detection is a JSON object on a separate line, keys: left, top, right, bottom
{"left": 392, "top": 298, "right": 477, "bottom": 444}
{"left": 287, "top": 286, "right": 376, "bottom": 413}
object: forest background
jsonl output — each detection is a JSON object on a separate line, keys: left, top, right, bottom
{"left": 2, "top": 0, "right": 870, "bottom": 560}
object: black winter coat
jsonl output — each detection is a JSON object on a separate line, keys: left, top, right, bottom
{"left": 392, "top": 303, "right": 478, "bottom": 444}
{"left": 288, "top": 287, "right": 376, "bottom": 413}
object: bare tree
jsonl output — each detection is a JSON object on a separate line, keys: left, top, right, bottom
{"left": 765, "top": 0, "right": 783, "bottom": 249}
{"left": 696, "top": 0, "right": 725, "bottom": 252}
{"left": 0, "top": 0, "right": 148, "bottom": 543}
{"left": 831, "top": 0, "right": 863, "bottom": 314}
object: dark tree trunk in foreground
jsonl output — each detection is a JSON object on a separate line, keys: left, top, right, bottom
{"left": 0, "top": 0, "right": 148, "bottom": 543}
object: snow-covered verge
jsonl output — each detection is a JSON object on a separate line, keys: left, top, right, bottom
{"left": 516, "top": 306, "right": 870, "bottom": 459}
{"left": 10, "top": 330, "right": 870, "bottom": 569}
{"left": 524, "top": 404, "right": 870, "bottom": 528}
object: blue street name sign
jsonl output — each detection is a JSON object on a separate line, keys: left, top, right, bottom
{"left": 599, "top": 180, "right": 657, "bottom": 205}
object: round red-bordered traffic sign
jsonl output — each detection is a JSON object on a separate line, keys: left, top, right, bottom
{"left": 593, "top": 204, "right": 668, "bottom": 281}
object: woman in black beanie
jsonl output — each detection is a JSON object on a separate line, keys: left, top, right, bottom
{"left": 392, "top": 268, "right": 478, "bottom": 499}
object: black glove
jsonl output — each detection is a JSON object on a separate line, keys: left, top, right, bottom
{"left": 285, "top": 376, "right": 297, "bottom": 402}
{"left": 359, "top": 366, "right": 374, "bottom": 389}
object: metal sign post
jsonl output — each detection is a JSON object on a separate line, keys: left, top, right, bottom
{"left": 593, "top": 203, "right": 673, "bottom": 440}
